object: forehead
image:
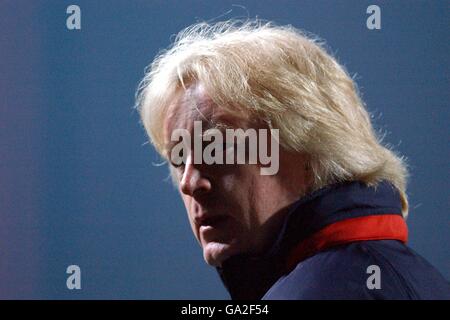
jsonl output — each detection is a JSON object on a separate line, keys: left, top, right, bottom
{"left": 164, "top": 84, "right": 246, "bottom": 137}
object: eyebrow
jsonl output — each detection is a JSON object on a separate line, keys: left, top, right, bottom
{"left": 203, "top": 120, "right": 234, "bottom": 133}
{"left": 163, "top": 121, "right": 235, "bottom": 156}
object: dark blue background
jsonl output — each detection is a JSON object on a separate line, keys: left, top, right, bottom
{"left": 0, "top": 0, "right": 448, "bottom": 299}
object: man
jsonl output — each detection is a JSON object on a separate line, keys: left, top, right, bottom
{"left": 136, "top": 20, "right": 450, "bottom": 299}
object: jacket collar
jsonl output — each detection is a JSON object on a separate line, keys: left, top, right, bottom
{"left": 216, "top": 180, "right": 407, "bottom": 300}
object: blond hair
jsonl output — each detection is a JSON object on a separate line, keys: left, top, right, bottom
{"left": 136, "top": 20, "right": 409, "bottom": 216}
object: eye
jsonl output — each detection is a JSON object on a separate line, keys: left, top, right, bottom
{"left": 208, "top": 142, "right": 234, "bottom": 159}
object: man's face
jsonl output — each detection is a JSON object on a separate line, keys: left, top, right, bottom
{"left": 163, "top": 83, "right": 309, "bottom": 266}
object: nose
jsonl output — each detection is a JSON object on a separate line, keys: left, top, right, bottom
{"left": 179, "top": 154, "right": 212, "bottom": 197}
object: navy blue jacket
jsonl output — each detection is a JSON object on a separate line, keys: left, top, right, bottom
{"left": 217, "top": 181, "right": 450, "bottom": 300}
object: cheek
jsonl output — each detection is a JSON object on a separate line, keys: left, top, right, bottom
{"left": 221, "top": 174, "right": 236, "bottom": 192}
{"left": 220, "top": 164, "right": 257, "bottom": 191}
{"left": 220, "top": 167, "right": 258, "bottom": 223}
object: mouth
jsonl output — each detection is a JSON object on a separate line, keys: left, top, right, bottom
{"left": 199, "top": 215, "right": 228, "bottom": 227}
{"left": 197, "top": 215, "right": 230, "bottom": 238}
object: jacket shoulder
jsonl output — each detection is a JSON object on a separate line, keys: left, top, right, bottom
{"left": 263, "top": 240, "right": 450, "bottom": 300}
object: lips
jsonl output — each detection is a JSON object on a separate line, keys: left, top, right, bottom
{"left": 198, "top": 216, "right": 230, "bottom": 243}
{"left": 196, "top": 215, "right": 229, "bottom": 228}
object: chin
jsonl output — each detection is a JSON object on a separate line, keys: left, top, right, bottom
{"left": 202, "top": 241, "right": 239, "bottom": 267}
